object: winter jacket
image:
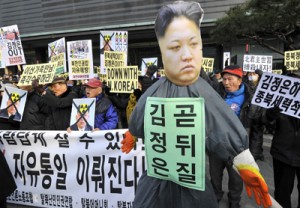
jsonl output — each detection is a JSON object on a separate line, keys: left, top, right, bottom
{"left": 20, "top": 91, "right": 47, "bottom": 130}
{"left": 268, "top": 113, "right": 300, "bottom": 167}
{"left": 85, "top": 93, "right": 118, "bottom": 130}
{"left": 42, "top": 87, "right": 78, "bottom": 130}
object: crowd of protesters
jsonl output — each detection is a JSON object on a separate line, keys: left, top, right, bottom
{"left": 0, "top": 63, "right": 299, "bottom": 208}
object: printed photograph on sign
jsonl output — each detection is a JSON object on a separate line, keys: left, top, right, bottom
{"left": 284, "top": 50, "right": 300, "bottom": 71}
{"left": 243, "top": 54, "right": 273, "bottom": 72}
{"left": 67, "top": 40, "right": 94, "bottom": 80}
{"left": 140, "top": 57, "right": 158, "bottom": 76}
{"left": 1, "top": 24, "right": 26, "bottom": 66}
{"left": 223, "top": 52, "right": 230, "bottom": 69}
{"left": 70, "top": 98, "right": 96, "bottom": 131}
{"left": 48, "top": 37, "right": 67, "bottom": 74}
{"left": 0, "top": 86, "right": 27, "bottom": 122}
{"left": 100, "top": 31, "right": 128, "bottom": 74}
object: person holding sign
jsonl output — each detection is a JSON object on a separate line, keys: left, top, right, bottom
{"left": 121, "top": 1, "right": 273, "bottom": 207}
{"left": 83, "top": 78, "right": 118, "bottom": 130}
{"left": 41, "top": 77, "right": 78, "bottom": 130}
{"left": 264, "top": 72, "right": 300, "bottom": 208}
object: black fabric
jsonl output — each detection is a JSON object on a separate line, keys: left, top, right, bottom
{"left": 20, "top": 91, "right": 47, "bottom": 130}
{"left": 0, "top": 152, "right": 16, "bottom": 202}
{"left": 42, "top": 87, "right": 78, "bottom": 130}
{"left": 270, "top": 113, "right": 300, "bottom": 167}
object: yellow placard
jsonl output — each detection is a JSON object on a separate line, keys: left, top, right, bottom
{"left": 106, "top": 66, "right": 138, "bottom": 93}
{"left": 284, "top": 50, "right": 300, "bottom": 70}
{"left": 18, "top": 62, "right": 58, "bottom": 86}
{"left": 70, "top": 59, "right": 90, "bottom": 74}
{"left": 202, "top": 58, "right": 214, "bottom": 72}
{"left": 104, "top": 51, "right": 127, "bottom": 68}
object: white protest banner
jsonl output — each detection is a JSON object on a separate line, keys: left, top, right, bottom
{"left": 284, "top": 50, "right": 300, "bottom": 71}
{"left": 106, "top": 66, "right": 139, "bottom": 93}
{"left": 67, "top": 40, "right": 94, "bottom": 80}
{"left": 1, "top": 129, "right": 145, "bottom": 208}
{"left": 48, "top": 38, "right": 67, "bottom": 74}
{"left": 251, "top": 73, "right": 300, "bottom": 119}
{"left": 100, "top": 31, "right": 128, "bottom": 74}
{"left": 18, "top": 62, "right": 57, "bottom": 86}
{"left": 243, "top": 54, "right": 273, "bottom": 72}
{"left": 0, "top": 86, "right": 27, "bottom": 122}
{"left": 202, "top": 58, "right": 214, "bottom": 73}
{"left": 1, "top": 25, "right": 26, "bottom": 66}
{"left": 140, "top": 57, "right": 158, "bottom": 76}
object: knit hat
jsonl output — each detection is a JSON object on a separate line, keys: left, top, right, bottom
{"left": 84, "top": 78, "right": 102, "bottom": 88}
{"left": 221, "top": 65, "right": 243, "bottom": 78}
{"left": 50, "top": 77, "right": 66, "bottom": 85}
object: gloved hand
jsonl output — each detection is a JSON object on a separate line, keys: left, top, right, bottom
{"left": 266, "top": 105, "right": 281, "bottom": 121}
{"left": 233, "top": 149, "right": 272, "bottom": 208}
{"left": 121, "top": 130, "right": 137, "bottom": 154}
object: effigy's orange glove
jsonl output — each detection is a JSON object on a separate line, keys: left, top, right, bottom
{"left": 121, "top": 130, "right": 137, "bottom": 154}
{"left": 233, "top": 149, "right": 272, "bottom": 208}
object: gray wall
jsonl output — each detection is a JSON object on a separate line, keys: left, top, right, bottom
{"left": 0, "top": 0, "right": 246, "bottom": 38}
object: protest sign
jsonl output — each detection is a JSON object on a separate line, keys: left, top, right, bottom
{"left": 18, "top": 62, "right": 57, "bottom": 86}
{"left": 0, "top": 86, "right": 27, "bottom": 122}
{"left": 48, "top": 38, "right": 67, "bottom": 74}
{"left": 104, "top": 51, "right": 127, "bottom": 68}
{"left": 67, "top": 40, "right": 93, "bottom": 80}
{"left": 70, "top": 98, "right": 96, "bottom": 131}
{"left": 251, "top": 73, "right": 300, "bottom": 119}
{"left": 100, "top": 31, "right": 128, "bottom": 74}
{"left": 144, "top": 97, "right": 206, "bottom": 191}
{"left": 140, "top": 57, "right": 158, "bottom": 76}
{"left": 106, "top": 66, "right": 138, "bottom": 93}
{"left": 223, "top": 52, "right": 230, "bottom": 69}
{"left": 284, "top": 50, "right": 300, "bottom": 70}
{"left": 243, "top": 54, "right": 273, "bottom": 72}
{"left": 202, "top": 58, "right": 214, "bottom": 73}
{"left": 1, "top": 25, "right": 26, "bottom": 66}
{"left": 0, "top": 30, "right": 4, "bottom": 68}
{"left": 1, "top": 129, "right": 145, "bottom": 208}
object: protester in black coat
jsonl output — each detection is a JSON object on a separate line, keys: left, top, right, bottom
{"left": 41, "top": 77, "right": 78, "bottom": 130}
{"left": 20, "top": 84, "right": 47, "bottom": 130}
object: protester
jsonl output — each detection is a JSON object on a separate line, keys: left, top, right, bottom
{"left": 126, "top": 76, "right": 143, "bottom": 125}
{"left": 265, "top": 72, "right": 300, "bottom": 208}
{"left": 41, "top": 77, "right": 78, "bottom": 130}
{"left": 81, "top": 78, "right": 118, "bottom": 131}
{"left": 246, "top": 70, "right": 266, "bottom": 161}
{"left": 19, "top": 80, "right": 47, "bottom": 130}
{"left": 121, "top": 1, "right": 272, "bottom": 207}
{"left": 202, "top": 65, "right": 254, "bottom": 207}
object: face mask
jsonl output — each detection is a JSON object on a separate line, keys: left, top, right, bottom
{"left": 248, "top": 75, "right": 259, "bottom": 82}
